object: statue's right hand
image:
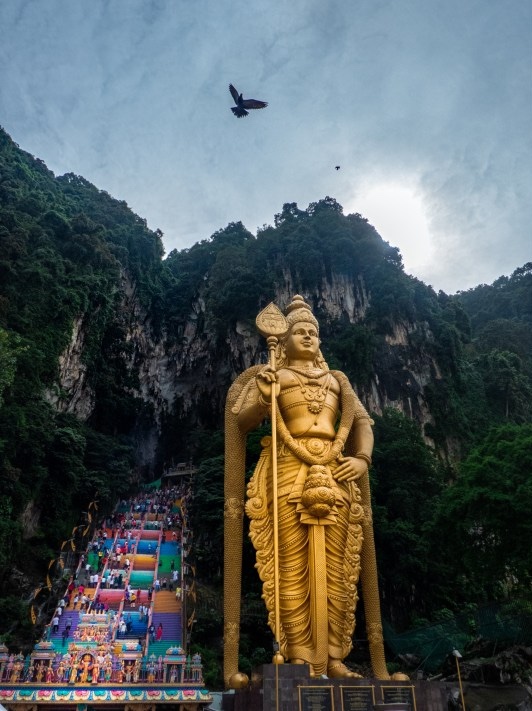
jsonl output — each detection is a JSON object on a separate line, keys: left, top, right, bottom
{"left": 256, "top": 366, "right": 280, "bottom": 402}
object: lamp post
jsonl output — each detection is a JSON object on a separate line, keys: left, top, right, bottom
{"left": 452, "top": 649, "right": 466, "bottom": 710}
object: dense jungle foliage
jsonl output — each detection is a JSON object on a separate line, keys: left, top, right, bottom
{"left": 1, "top": 127, "right": 531, "bottom": 680}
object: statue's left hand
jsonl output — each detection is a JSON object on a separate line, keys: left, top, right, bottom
{"left": 334, "top": 456, "right": 368, "bottom": 482}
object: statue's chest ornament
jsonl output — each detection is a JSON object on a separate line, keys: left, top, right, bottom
{"left": 289, "top": 368, "right": 332, "bottom": 415}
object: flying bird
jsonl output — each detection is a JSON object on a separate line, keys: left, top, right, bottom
{"left": 229, "top": 84, "right": 268, "bottom": 118}
{"left": 335, "top": 166, "right": 341, "bottom": 170}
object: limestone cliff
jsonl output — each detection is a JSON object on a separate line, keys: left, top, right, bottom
{"left": 43, "top": 268, "right": 443, "bottom": 470}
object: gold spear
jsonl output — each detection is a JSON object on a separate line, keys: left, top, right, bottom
{"left": 256, "top": 302, "right": 288, "bottom": 664}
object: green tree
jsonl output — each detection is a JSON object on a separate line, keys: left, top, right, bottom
{"left": 371, "top": 409, "right": 446, "bottom": 627}
{"left": 188, "top": 456, "right": 225, "bottom": 583}
{"left": 477, "top": 350, "right": 532, "bottom": 421}
{"left": 325, "top": 323, "right": 375, "bottom": 384}
{"left": 434, "top": 423, "right": 532, "bottom": 599}
{"left": 0, "top": 327, "right": 24, "bottom": 409}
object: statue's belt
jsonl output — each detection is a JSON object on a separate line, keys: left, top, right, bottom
{"left": 275, "top": 436, "right": 335, "bottom": 458}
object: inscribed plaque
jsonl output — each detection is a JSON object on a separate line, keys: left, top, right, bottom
{"left": 341, "top": 685, "right": 375, "bottom": 710}
{"left": 299, "top": 685, "right": 334, "bottom": 711}
{"left": 381, "top": 684, "right": 416, "bottom": 709}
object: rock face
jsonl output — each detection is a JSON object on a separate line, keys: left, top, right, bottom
{"left": 43, "top": 315, "right": 94, "bottom": 420}
{"left": 45, "top": 270, "right": 444, "bottom": 469}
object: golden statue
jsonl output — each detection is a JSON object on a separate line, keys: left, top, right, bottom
{"left": 35, "top": 661, "right": 44, "bottom": 683}
{"left": 79, "top": 655, "right": 91, "bottom": 683}
{"left": 224, "top": 295, "right": 390, "bottom": 686}
{"left": 56, "top": 659, "right": 66, "bottom": 682}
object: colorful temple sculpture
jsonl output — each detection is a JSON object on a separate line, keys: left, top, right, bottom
{"left": 0, "top": 489, "right": 211, "bottom": 710}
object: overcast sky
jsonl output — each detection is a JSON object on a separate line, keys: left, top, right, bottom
{"left": 1, "top": 0, "right": 530, "bottom": 293}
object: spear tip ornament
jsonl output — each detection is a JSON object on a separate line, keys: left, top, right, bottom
{"left": 255, "top": 303, "right": 288, "bottom": 340}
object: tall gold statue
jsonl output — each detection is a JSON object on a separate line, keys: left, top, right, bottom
{"left": 224, "top": 295, "right": 390, "bottom": 686}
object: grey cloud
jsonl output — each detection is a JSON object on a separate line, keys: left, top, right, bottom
{"left": 0, "top": 0, "right": 530, "bottom": 292}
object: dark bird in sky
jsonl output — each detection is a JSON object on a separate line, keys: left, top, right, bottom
{"left": 229, "top": 84, "right": 268, "bottom": 118}
{"left": 335, "top": 166, "right": 341, "bottom": 170}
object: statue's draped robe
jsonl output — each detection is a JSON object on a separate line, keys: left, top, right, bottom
{"left": 246, "top": 438, "right": 365, "bottom": 674}
{"left": 240, "top": 369, "right": 370, "bottom": 675}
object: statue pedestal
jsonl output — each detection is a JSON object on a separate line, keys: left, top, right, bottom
{"left": 223, "top": 663, "right": 451, "bottom": 710}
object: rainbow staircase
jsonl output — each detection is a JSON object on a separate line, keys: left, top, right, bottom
{"left": 0, "top": 493, "right": 210, "bottom": 707}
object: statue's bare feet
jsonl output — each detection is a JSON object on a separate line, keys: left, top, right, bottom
{"left": 327, "top": 660, "right": 363, "bottom": 679}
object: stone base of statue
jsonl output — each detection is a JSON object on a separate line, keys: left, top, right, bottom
{"left": 222, "top": 663, "right": 453, "bottom": 711}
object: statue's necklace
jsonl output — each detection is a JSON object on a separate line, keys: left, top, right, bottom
{"left": 288, "top": 367, "right": 332, "bottom": 415}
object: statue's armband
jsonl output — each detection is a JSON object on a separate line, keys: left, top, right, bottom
{"left": 232, "top": 377, "right": 268, "bottom": 432}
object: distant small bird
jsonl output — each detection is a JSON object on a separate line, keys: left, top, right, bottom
{"left": 335, "top": 166, "right": 341, "bottom": 170}
{"left": 229, "top": 84, "right": 268, "bottom": 118}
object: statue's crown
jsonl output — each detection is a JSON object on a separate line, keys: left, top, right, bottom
{"left": 284, "top": 295, "right": 318, "bottom": 331}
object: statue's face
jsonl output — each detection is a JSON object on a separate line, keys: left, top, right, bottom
{"left": 285, "top": 321, "right": 319, "bottom": 361}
